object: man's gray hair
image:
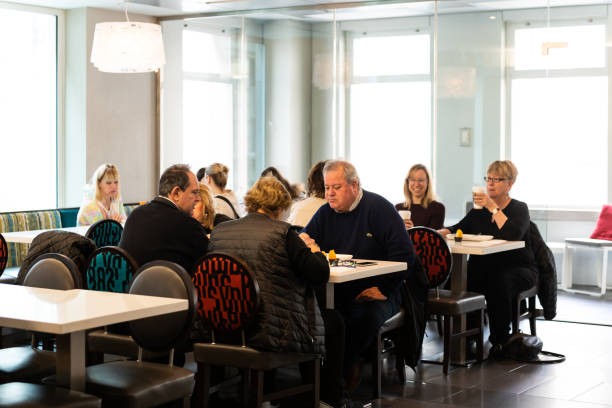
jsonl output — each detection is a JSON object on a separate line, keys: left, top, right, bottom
{"left": 159, "top": 164, "right": 191, "bottom": 197}
{"left": 323, "top": 160, "right": 360, "bottom": 187}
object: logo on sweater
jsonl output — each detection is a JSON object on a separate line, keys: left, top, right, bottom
{"left": 366, "top": 232, "right": 372, "bottom": 238}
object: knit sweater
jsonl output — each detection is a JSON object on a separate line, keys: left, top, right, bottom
{"left": 303, "top": 190, "right": 416, "bottom": 305}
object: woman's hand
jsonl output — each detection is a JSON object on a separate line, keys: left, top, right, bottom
{"left": 404, "top": 219, "right": 414, "bottom": 229}
{"left": 473, "top": 192, "right": 497, "bottom": 212}
{"left": 299, "top": 232, "right": 320, "bottom": 253}
{"left": 111, "top": 212, "right": 123, "bottom": 222}
{"left": 438, "top": 228, "right": 451, "bottom": 236}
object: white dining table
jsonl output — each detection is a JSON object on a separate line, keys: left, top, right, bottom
{"left": 2, "top": 226, "right": 90, "bottom": 244}
{"left": 445, "top": 238, "right": 525, "bottom": 363}
{"left": 0, "top": 285, "right": 187, "bottom": 392}
{"left": 327, "top": 259, "right": 407, "bottom": 309}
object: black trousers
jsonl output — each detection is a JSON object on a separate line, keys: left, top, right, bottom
{"left": 467, "top": 264, "right": 537, "bottom": 345}
{"left": 337, "top": 287, "right": 401, "bottom": 370}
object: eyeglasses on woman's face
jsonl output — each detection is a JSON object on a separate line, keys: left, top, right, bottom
{"left": 484, "top": 176, "right": 507, "bottom": 183}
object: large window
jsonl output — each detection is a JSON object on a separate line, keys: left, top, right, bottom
{"left": 180, "top": 25, "right": 265, "bottom": 196}
{"left": 348, "top": 33, "right": 431, "bottom": 203}
{"left": 509, "top": 23, "right": 607, "bottom": 208}
{"left": 0, "top": 6, "right": 57, "bottom": 211}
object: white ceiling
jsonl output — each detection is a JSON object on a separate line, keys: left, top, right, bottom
{"left": 5, "top": 0, "right": 612, "bottom": 20}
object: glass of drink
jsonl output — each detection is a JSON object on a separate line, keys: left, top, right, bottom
{"left": 472, "top": 186, "right": 485, "bottom": 209}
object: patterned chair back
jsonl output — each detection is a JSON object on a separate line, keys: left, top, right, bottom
{"left": 0, "top": 234, "right": 7, "bottom": 274}
{"left": 85, "top": 246, "right": 138, "bottom": 293}
{"left": 408, "top": 227, "right": 453, "bottom": 289}
{"left": 192, "top": 252, "right": 259, "bottom": 339}
{"left": 86, "top": 219, "right": 123, "bottom": 247}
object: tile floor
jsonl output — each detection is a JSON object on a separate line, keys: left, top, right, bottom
{"left": 348, "top": 318, "right": 612, "bottom": 408}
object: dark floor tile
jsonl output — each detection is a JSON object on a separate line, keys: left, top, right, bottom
{"left": 523, "top": 376, "right": 604, "bottom": 400}
{"left": 476, "top": 371, "right": 553, "bottom": 394}
{"left": 573, "top": 381, "right": 612, "bottom": 405}
{"left": 441, "top": 388, "right": 518, "bottom": 407}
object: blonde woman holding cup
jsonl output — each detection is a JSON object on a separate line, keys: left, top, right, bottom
{"left": 395, "top": 164, "right": 445, "bottom": 229}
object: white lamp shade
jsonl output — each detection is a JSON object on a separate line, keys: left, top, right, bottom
{"left": 91, "top": 22, "right": 166, "bottom": 73}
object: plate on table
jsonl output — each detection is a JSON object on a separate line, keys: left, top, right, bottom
{"left": 335, "top": 254, "right": 353, "bottom": 260}
{"left": 446, "top": 234, "right": 493, "bottom": 241}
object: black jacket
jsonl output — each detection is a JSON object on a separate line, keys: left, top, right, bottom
{"left": 119, "top": 197, "right": 209, "bottom": 273}
{"left": 209, "top": 213, "right": 326, "bottom": 355}
{"left": 529, "top": 221, "right": 557, "bottom": 320}
{"left": 17, "top": 231, "right": 97, "bottom": 285}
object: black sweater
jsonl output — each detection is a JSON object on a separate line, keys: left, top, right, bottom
{"left": 446, "top": 199, "right": 536, "bottom": 272}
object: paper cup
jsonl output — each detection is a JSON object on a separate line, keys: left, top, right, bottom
{"left": 398, "top": 210, "right": 411, "bottom": 220}
{"left": 472, "top": 186, "right": 484, "bottom": 209}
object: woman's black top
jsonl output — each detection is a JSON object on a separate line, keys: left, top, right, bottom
{"left": 446, "top": 199, "right": 536, "bottom": 272}
{"left": 395, "top": 200, "right": 445, "bottom": 229}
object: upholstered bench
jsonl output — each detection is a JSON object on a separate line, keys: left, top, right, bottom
{"left": 0, "top": 210, "right": 62, "bottom": 270}
{"left": 563, "top": 238, "right": 612, "bottom": 297}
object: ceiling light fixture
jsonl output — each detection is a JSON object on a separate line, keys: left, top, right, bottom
{"left": 90, "top": 1, "right": 166, "bottom": 73}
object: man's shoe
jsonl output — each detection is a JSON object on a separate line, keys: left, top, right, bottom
{"left": 487, "top": 343, "right": 504, "bottom": 360}
{"left": 345, "top": 362, "right": 361, "bottom": 393}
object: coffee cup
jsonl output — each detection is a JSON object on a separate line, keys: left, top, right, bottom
{"left": 472, "top": 186, "right": 485, "bottom": 209}
{"left": 398, "top": 210, "right": 411, "bottom": 220}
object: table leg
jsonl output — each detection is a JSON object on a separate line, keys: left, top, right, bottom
{"left": 325, "top": 283, "right": 334, "bottom": 309}
{"left": 56, "top": 331, "right": 86, "bottom": 391}
{"left": 451, "top": 253, "right": 467, "bottom": 363}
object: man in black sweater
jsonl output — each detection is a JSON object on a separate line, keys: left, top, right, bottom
{"left": 119, "top": 164, "right": 209, "bottom": 274}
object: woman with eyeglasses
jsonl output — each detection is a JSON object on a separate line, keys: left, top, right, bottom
{"left": 395, "top": 164, "right": 445, "bottom": 229}
{"left": 77, "top": 163, "right": 127, "bottom": 226}
{"left": 439, "top": 160, "right": 537, "bottom": 355}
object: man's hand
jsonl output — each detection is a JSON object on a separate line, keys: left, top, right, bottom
{"left": 355, "top": 286, "right": 387, "bottom": 302}
{"left": 299, "top": 232, "right": 321, "bottom": 253}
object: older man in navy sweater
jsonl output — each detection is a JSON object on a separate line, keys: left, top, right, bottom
{"left": 301, "top": 160, "right": 416, "bottom": 391}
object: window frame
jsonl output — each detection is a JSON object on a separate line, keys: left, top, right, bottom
{"left": 505, "top": 18, "right": 609, "bottom": 209}
{"left": 0, "top": 1, "right": 64, "bottom": 210}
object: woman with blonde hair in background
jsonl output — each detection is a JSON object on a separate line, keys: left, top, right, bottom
{"left": 192, "top": 184, "right": 232, "bottom": 234}
{"left": 77, "top": 163, "right": 127, "bottom": 226}
{"left": 202, "top": 163, "right": 242, "bottom": 219}
{"left": 395, "top": 163, "right": 445, "bottom": 229}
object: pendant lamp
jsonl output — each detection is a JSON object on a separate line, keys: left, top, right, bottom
{"left": 90, "top": 2, "right": 165, "bottom": 73}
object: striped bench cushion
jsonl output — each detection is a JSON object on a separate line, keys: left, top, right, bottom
{"left": 0, "top": 210, "right": 62, "bottom": 268}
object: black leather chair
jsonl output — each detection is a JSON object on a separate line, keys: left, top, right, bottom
{"left": 513, "top": 285, "right": 539, "bottom": 335}
{"left": 0, "top": 254, "right": 80, "bottom": 384}
{"left": 0, "top": 382, "right": 100, "bottom": 407}
{"left": 81, "top": 261, "right": 196, "bottom": 407}
{"left": 85, "top": 247, "right": 170, "bottom": 363}
{"left": 191, "top": 252, "right": 321, "bottom": 408}
{"left": 371, "top": 307, "right": 406, "bottom": 398}
{"left": 409, "top": 227, "right": 486, "bottom": 374}
{"left": 85, "top": 219, "right": 123, "bottom": 247}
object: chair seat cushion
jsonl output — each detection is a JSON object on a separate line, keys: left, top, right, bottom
{"left": 87, "top": 330, "right": 168, "bottom": 360}
{"left": 0, "top": 382, "right": 100, "bottom": 407}
{"left": 0, "top": 346, "right": 56, "bottom": 382}
{"left": 428, "top": 289, "right": 485, "bottom": 315}
{"left": 0, "top": 266, "right": 19, "bottom": 284}
{"left": 518, "top": 285, "right": 538, "bottom": 299}
{"left": 84, "top": 360, "right": 194, "bottom": 407}
{"left": 193, "top": 343, "right": 318, "bottom": 371}
{"left": 378, "top": 309, "right": 405, "bottom": 334}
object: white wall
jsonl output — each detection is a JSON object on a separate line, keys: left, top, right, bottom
{"left": 64, "top": 7, "right": 158, "bottom": 207}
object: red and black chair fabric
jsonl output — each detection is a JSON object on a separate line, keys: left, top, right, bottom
{"left": 0, "top": 233, "right": 7, "bottom": 275}
{"left": 408, "top": 227, "right": 486, "bottom": 374}
{"left": 0, "top": 233, "right": 12, "bottom": 284}
{"left": 191, "top": 252, "right": 320, "bottom": 408}
{"left": 85, "top": 219, "right": 123, "bottom": 248}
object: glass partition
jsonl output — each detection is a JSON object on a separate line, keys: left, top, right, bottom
{"left": 160, "top": 1, "right": 610, "bottom": 231}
